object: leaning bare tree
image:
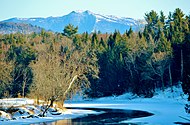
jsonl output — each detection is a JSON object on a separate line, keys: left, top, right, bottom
{"left": 29, "top": 41, "right": 99, "bottom": 116}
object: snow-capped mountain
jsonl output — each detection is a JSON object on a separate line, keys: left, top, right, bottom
{"left": 1, "top": 10, "right": 145, "bottom": 33}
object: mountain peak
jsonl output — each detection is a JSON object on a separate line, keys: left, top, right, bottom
{"left": 84, "top": 10, "right": 94, "bottom": 14}
{"left": 1, "top": 10, "right": 145, "bottom": 34}
{"left": 72, "top": 10, "right": 94, "bottom": 15}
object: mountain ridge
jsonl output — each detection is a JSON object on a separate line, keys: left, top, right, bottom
{"left": 1, "top": 10, "right": 146, "bottom": 34}
{"left": 0, "top": 22, "right": 43, "bottom": 34}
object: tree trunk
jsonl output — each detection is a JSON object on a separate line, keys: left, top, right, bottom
{"left": 161, "top": 75, "right": 164, "bottom": 91}
{"left": 62, "top": 75, "right": 78, "bottom": 106}
{"left": 169, "top": 64, "right": 173, "bottom": 92}
{"left": 22, "top": 70, "right": 28, "bottom": 98}
{"left": 36, "top": 97, "right": 39, "bottom": 105}
{"left": 22, "top": 81, "right": 26, "bottom": 97}
{"left": 42, "top": 98, "right": 55, "bottom": 117}
{"left": 181, "top": 49, "right": 183, "bottom": 81}
{"left": 49, "top": 98, "right": 55, "bottom": 107}
{"left": 42, "top": 103, "right": 51, "bottom": 117}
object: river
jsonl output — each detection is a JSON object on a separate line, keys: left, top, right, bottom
{"left": 31, "top": 107, "right": 154, "bottom": 125}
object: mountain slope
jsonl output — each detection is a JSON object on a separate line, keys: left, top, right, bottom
{"left": 0, "top": 22, "right": 43, "bottom": 34}
{"left": 1, "top": 10, "right": 145, "bottom": 34}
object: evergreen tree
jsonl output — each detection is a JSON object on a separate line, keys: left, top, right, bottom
{"left": 127, "top": 27, "right": 133, "bottom": 37}
{"left": 169, "top": 8, "right": 186, "bottom": 82}
{"left": 91, "top": 32, "right": 99, "bottom": 49}
{"left": 73, "top": 35, "right": 82, "bottom": 50}
{"left": 144, "top": 10, "right": 159, "bottom": 40}
{"left": 81, "top": 32, "right": 89, "bottom": 44}
{"left": 63, "top": 24, "right": 78, "bottom": 38}
{"left": 160, "top": 11, "right": 166, "bottom": 24}
{"left": 182, "top": 14, "right": 190, "bottom": 101}
{"left": 7, "top": 45, "right": 36, "bottom": 97}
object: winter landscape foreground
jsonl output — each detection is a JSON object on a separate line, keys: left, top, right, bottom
{"left": 0, "top": 85, "right": 189, "bottom": 125}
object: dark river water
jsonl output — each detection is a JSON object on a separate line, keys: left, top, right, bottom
{"left": 31, "top": 107, "right": 154, "bottom": 125}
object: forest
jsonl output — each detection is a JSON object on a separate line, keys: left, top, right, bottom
{"left": 0, "top": 8, "right": 190, "bottom": 106}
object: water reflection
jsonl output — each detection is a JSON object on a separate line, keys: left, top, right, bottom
{"left": 31, "top": 107, "right": 153, "bottom": 125}
{"left": 31, "top": 119, "right": 72, "bottom": 125}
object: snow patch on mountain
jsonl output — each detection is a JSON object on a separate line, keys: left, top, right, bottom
{"left": 1, "top": 10, "right": 145, "bottom": 33}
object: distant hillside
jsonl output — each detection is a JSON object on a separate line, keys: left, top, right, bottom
{"left": 0, "top": 22, "right": 43, "bottom": 34}
{"left": 1, "top": 10, "right": 146, "bottom": 33}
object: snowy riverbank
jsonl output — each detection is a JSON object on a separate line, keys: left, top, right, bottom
{"left": 0, "top": 85, "right": 189, "bottom": 125}
{"left": 65, "top": 85, "right": 189, "bottom": 125}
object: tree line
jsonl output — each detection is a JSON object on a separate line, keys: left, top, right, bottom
{"left": 0, "top": 8, "right": 190, "bottom": 105}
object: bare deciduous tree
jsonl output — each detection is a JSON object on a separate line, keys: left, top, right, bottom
{"left": 29, "top": 41, "right": 99, "bottom": 116}
{"left": 0, "top": 55, "right": 14, "bottom": 97}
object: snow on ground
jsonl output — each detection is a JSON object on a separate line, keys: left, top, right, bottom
{"left": 0, "top": 85, "right": 189, "bottom": 125}
{"left": 0, "top": 108, "right": 99, "bottom": 125}
{"left": 64, "top": 85, "right": 190, "bottom": 125}
{"left": 0, "top": 111, "right": 12, "bottom": 121}
{"left": 0, "top": 98, "right": 34, "bottom": 107}
{"left": 0, "top": 98, "right": 99, "bottom": 125}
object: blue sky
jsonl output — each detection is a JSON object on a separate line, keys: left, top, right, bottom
{"left": 1, "top": 0, "right": 190, "bottom": 21}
